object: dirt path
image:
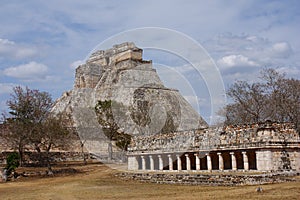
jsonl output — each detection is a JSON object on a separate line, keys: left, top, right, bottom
{"left": 0, "top": 163, "right": 299, "bottom": 200}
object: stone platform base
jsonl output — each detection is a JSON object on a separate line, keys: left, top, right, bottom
{"left": 116, "top": 171, "right": 299, "bottom": 186}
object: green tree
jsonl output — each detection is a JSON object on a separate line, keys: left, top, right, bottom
{"left": 3, "top": 86, "right": 71, "bottom": 168}
{"left": 95, "top": 100, "right": 131, "bottom": 161}
{"left": 38, "top": 114, "right": 71, "bottom": 173}
{"left": 5, "top": 152, "right": 20, "bottom": 176}
{"left": 4, "top": 86, "right": 52, "bottom": 165}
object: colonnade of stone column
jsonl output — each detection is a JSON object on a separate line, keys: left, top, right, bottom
{"left": 217, "top": 152, "right": 224, "bottom": 171}
{"left": 168, "top": 155, "right": 173, "bottom": 170}
{"left": 242, "top": 151, "right": 249, "bottom": 170}
{"left": 230, "top": 152, "right": 237, "bottom": 171}
{"left": 149, "top": 155, "right": 154, "bottom": 170}
{"left": 158, "top": 155, "right": 163, "bottom": 170}
{"left": 206, "top": 153, "right": 212, "bottom": 171}
{"left": 194, "top": 153, "right": 200, "bottom": 170}
{"left": 176, "top": 154, "right": 182, "bottom": 170}
{"left": 128, "top": 151, "right": 250, "bottom": 171}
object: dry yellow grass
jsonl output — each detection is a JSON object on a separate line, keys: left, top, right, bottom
{"left": 0, "top": 163, "right": 299, "bottom": 200}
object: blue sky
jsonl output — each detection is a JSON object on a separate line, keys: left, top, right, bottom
{"left": 0, "top": 0, "right": 299, "bottom": 123}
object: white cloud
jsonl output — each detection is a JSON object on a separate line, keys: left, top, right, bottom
{"left": 70, "top": 60, "right": 84, "bottom": 69}
{"left": 0, "top": 99, "right": 8, "bottom": 114}
{"left": 0, "top": 38, "right": 37, "bottom": 59}
{"left": 3, "top": 61, "right": 48, "bottom": 81}
{"left": 270, "top": 42, "right": 292, "bottom": 58}
{"left": 0, "top": 83, "right": 16, "bottom": 94}
{"left": 276, "top": 66, "right": 300, "bottom": 78}
{"left": 0, "top": 38, "right": 14, "bottom": 45}
{"left": 204, "top": 34, "right": 294, "bottom": 63}
{"left": 203, "top": 33, "right": 298, "bottom": 86}
{"left": 0, "top": 0, "right": 299, "bottom": 118}
{"left": 218, "top": 54, "right": 259, "bottom": 68}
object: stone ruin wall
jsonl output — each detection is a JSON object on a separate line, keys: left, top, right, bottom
{"left": 0, "top": 138, "right": 87, "bottom": 165}
{"left": 117, "top": 171, "right": 298, "bottom": 186}
{"left": 129, "top": 122, "right": 299, "bottom": 153}
{"left": 128, "top": 122, "right": 300, "bottom": 171}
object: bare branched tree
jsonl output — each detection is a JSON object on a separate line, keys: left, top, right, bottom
{"left": 227, "top": 81, "right": 267, "bottom": 123}
{"left": 224, "top": 68, "right": 300, "bottom": 133}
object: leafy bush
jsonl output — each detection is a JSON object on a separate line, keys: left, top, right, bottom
{"left": 5, "top": 152, "right": 20, "bottom": 175}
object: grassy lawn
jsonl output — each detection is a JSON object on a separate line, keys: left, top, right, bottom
{"left": 0, "top": 163, "right": 299, "bottom": 200}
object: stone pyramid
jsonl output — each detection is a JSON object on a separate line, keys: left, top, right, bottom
{"left": 52, "top": 42, "right": 207, "bottom": 156}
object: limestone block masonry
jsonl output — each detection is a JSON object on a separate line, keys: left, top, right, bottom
{"left": 117, "top": 171, "right": 298, "bottom": 186}
{"left": 51, "top": 42, "right": 208, "bottom": 161}
{"left": 128, "top": 122, "right": 300, "bottom": 172}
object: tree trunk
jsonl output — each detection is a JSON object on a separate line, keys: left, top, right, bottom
{"left": 46, "top": 144, "right": 53, "bottom": 175}
{"left": 81, "top": 141, "right": 87, "bottom": 165}
{"left": 18, "top": 143, "right": 24, "bottom": 167}
{"left": 34, "top": 145, "right": 43, "bottom": 166}
{"left": 108, "top": 141, "right": 112, "bottom": 161}
{"left": 121, "top": 150, "right": 126, "bottom": 163}
{"left": 46, "top": 160, "right": 53, "bottom": 175}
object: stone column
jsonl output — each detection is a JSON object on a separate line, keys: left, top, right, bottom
{"left": 158, "top": 155, "right": 164, "bottom": 170}
{"left": 185, "top": 154, "right": 191, "bottom": 170}
{"left": 141, "top": 155, "right": 146, "bottom": 170}
{"left": 176, "top": 154, "right": 182, "bottom": 171}
{"left": 194, "top": 153, "right": 201, "bottom": 170}
{"left": 206, "top": 153, "right": 212, "bottom": 171}
{"left": 149, "top": 155, "right": 154, "bottom": 171}
{"left": 242, "top": 151, "right": 249, "bottom": 171}
{"left": 168, "top": 155, "right": 173, "bottom": 170}
{"left": 217, "top": 152, "right": 224, "bottom": 171}
{"left": 230, "top": 152, "right": 237, "bottom": 171}
{"left": 127, "top": 156, "right": 138, "bottom": 171}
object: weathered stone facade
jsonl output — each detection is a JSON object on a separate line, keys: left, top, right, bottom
{"left": 117, "top": 171, "right": 298, "bottom": 186}
{"left": 127, "top": 122, "right": 300, "bottom": 172}
{"left": 52, "top": 42, "right": 207, "bottom": 160}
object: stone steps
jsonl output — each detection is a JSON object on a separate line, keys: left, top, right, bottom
{"left": 117, "top": 171, "right": 298, "bottom": 186}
